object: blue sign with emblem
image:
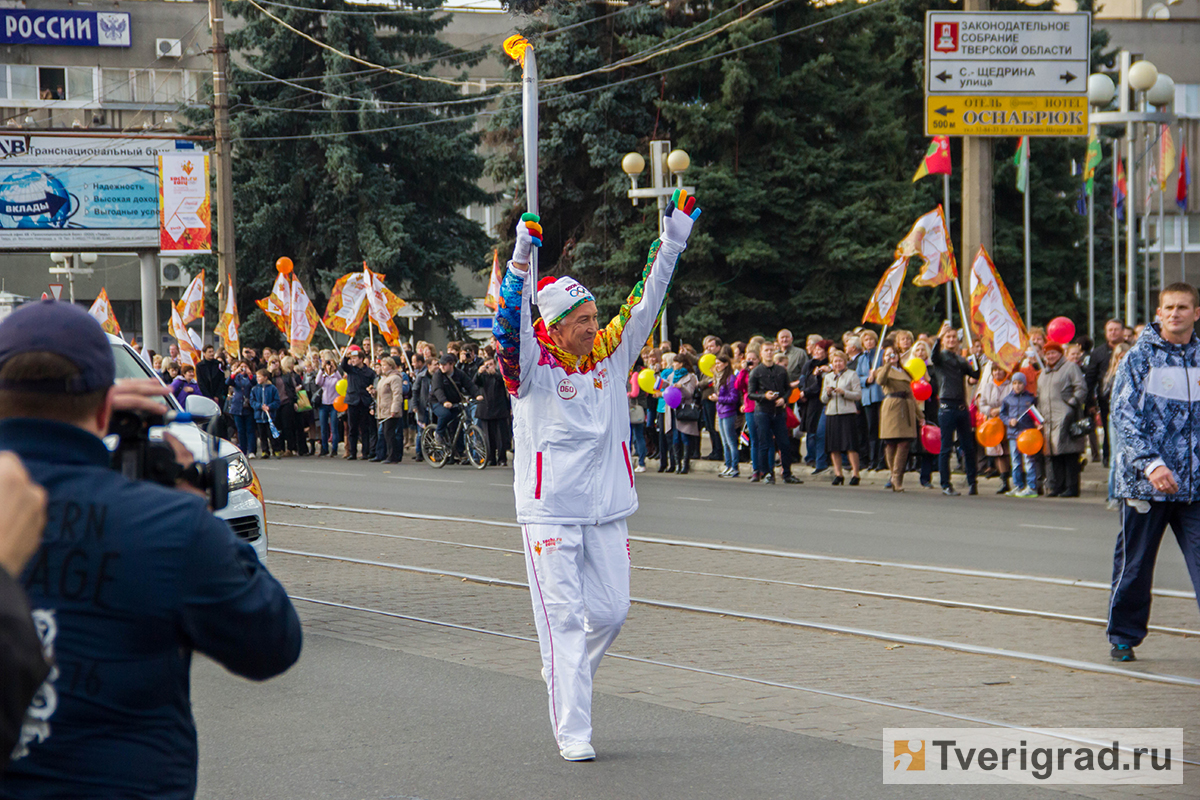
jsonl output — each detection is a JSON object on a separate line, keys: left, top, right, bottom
{"left": 0, "top": 10, "right": 130, "bottom": 47}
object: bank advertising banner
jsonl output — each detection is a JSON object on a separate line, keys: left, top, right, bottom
{"left": 157, "top": 153, "right": 211, "bottom": 256}
{"left": 0, "top": 10, "right": 130, "bottom": 47}
{"left": 0, "top": 136, "right": 202, "bottom": 250}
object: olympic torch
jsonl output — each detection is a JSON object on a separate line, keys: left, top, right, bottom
{"left": 504, "top": 34, "right": 539, "bottom": 289}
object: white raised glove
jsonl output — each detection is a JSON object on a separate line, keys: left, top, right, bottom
{"left": 511, "top": 213, "right": 542, "bottom": 266}
{"left": 660, "top": 190, "right": 701, "bottom": 256}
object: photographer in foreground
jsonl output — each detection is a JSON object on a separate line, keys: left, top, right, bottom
{"left": 0, "top": 454, "right": 48, "bottom": 767}
{"left": 0, "top": 301, "right": 301, "bottom": 798}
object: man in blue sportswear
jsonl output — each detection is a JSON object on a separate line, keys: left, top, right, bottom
{"left": 0, "top": 300, "right": 301, "bottom": 798}
{"left": 1107, "top": 283, "right": 1200, "bottom": 662}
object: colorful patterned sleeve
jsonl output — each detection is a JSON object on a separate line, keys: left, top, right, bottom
{"left": 492, "top": 263, "right": 535, "bottom": 397}
{"left": 593, "top": 239, "right": 681, "bottom": 374}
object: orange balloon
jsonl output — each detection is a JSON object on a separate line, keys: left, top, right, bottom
{"left": 276, "top": 257, "right": 294, "bottom": 274}
{"left": 788, "top": 387, "right": 801, "bottom": 404}
{"left": 1017, "top": 428, "right": 1044, "bottom": 456}
{"left": 332, "top": 397, "right": 348, "bottom": 412}
{"left": 976, "top": 417, "right": 1005, "bottom": 448}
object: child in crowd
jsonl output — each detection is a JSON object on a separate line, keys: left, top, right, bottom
{"left": 250, "top": 369, "right": 280, "bottom": 459}
{"left": 1000, "top": 372, "right": 1040, "bottom": 498}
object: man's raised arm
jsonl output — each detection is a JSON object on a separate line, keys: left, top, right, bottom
{"left": 493, "top": 214, "right": 543, "bottom": 398}
{"left": 604, "top": 190, "right": 702, "bottom": 372}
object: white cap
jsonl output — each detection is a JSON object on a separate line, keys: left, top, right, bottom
{"left": 537, "top": 276, "right": 594, "bottom": 326}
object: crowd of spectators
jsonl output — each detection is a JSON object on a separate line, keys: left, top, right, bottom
{"left": 146, "top": 314, "right": 1138, "bottom": 496}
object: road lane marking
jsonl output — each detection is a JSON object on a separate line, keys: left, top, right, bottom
{"left": 674, "top": 496, "right": 712, "bottom": 502}
{"left": 276, "top": 550, "right": 1200, "bottom": 688}
{"left": 489, "top": 483, "right": 512, "bottom": 488}
{"left": 264, "top": 501, "right": 1195, "bottom": 600}
{"left": 289, "top": 594, "right": 1200, "bottom": 765}
{"left": 389, "top": 476, "right": 464, "bottom": 484}
{"left": 1020, "top": 524, "right": 1077, "bottom": 531}
{"left": 828, "top": 509, "right": 874, "bottom": 515}
{"left": 297, "top": 470, "right": 360, "bottom": 477}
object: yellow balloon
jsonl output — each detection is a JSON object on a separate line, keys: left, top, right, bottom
{"left": 336, "top": 378, "right": 348, "bottom": 396}
{"left": 698, "top": 353, "right": 716, "bottom": 377}
{"left": 904, "top": 357, "right": 927, "bottom": 381}
{"left": 637, "top": 368, "right": 657, "bottom": 393}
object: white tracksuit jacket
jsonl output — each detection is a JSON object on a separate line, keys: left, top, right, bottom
{"left": 493, "top": 239, "right": 682, "bottom": 523}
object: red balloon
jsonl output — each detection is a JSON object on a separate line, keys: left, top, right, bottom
{"left": 911, "top": 379, "right": 932, "bottom": 402}
{"left": 920, "top": 423, "right": 941, "bottom": 454}
{"left": 1047, "top": 316, "right": 1075, "bottom": 345}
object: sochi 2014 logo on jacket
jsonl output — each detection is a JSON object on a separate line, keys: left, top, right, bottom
{"left": 557, "top": 379, "right": 577, "bottom": 400}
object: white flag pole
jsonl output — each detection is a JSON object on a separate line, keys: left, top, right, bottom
{"left": 943, "top": 173, "right": 952, "bottom": 326}
{"left": 871, "top": 324, "right": 889, "bottom": 370}
{"left": 1023, "top": 140, "right": 1032, "bottom": 327}
{"left": 951, "top": 279, "right": 974, "bottom": 351}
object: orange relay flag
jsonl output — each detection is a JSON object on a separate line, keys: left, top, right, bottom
{"left": 88, "top": 287, "right": 121, "bottom": 336}
{"left": 862, "top": 257, "right": 907, "bottom": 326}
{"left": 968, "top": 246, "right": 1027, "bottom": 373}
{"left": 898, "top": 205, "right": 957, "bottom": 287}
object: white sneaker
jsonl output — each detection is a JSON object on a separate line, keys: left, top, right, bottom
{"left": 247, "top": 453, "right": 256, "bottom": 460}
{"left": 560, "top": 742, "right": 596, "bottom": 761}
{"left": 634, "top": 465, "right": 646, "bottom": 473}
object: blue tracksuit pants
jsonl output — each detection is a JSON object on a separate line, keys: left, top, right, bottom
{"left": 1107, "top": 500, "right": 1200, "bottom": 647}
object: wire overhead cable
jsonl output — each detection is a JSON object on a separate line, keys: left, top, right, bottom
{"left": 233, "top": 0, "right": 899, "bottom": 140}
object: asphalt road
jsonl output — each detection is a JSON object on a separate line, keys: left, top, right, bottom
{"left": 252, "top": 457, "right": 1196, "bottom": 593}
{"left": 193, "top": 634, "right": 1067, "bottom": 800}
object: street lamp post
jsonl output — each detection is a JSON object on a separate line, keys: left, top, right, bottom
{"left": 48, "top": 251, "right": 97, "bottom": 303}
{"left": 1087, "top": 74, "right": 1116, "bottom": 340}
{"left": 1091, "top": 55, "right": 1174, "bottom": 326}
{"left": 622, "top": 140, "right": 694, "bottom": 347}
{"left": 1147, "top": 73, "right": 1175, "bottom": 300}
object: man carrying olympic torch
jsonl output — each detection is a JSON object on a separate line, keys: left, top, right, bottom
{"left": 493, "top": 191, "right": 701, "bottom": 761}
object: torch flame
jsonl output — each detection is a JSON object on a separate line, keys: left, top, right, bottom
{"left": 502, "top": 34, "right": 531, "bottom": 67}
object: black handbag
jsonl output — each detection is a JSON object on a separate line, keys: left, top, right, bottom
{"left": 1068, "top": 415, "right": 1094, "bottom": 439}
{"left": 674, "top": 402, "right": 702, "bottom": 422}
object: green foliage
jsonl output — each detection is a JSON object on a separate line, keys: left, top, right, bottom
{"left": 490, "top": 0, "right": 1112, "bottom": 345}
{"left": 186, "top": 0, "right": 492, "bottom": 346}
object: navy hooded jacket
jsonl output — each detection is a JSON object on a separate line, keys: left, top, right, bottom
{"left": 0, "top": 418, "right": 301, "bottom": 799}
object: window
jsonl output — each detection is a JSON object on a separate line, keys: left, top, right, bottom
{"left": 67, "top": 67, "right": 94, "bottom": 102}
{"left": 152, "top": 71, "right": 182, "bottom": 104}
{"left": 38, "top": 66, "right": 65, "bottom": 100}
{"left": 1189, "top": 215, "right": 1200, "bottom": 247}
{"left": 9, "top": 66, "right": 38, "bottom": 100}
{"left": 0, "top": 69, "right": 6, "bottom": 100}
{"left": 132, "top": 70, "right": 151, "bottom": 104}
{"left": 102, "top": 69, "right": 132, "bottom": 102}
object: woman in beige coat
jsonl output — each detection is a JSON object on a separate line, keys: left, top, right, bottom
{"left": 871, "top": 344, "right": 923, "bottom": 491}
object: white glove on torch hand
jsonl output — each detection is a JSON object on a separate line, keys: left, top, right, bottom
{"left": 511, "top": 212, "right": 543, "bottom": 267}
{"left": 660, "top": 188, "right": 702, "bottom": 258}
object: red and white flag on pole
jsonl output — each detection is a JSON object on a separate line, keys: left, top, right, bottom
{"left": 363, "top": 264, "right": 406, "bottom": 346}
{"left": 484, "top": 249, "right": 503, "bottom": 312}
{"left": 214, "top": 277, "right": 240, "bottom": 356}
{"left": 255, "top": 272, "right": 292, "bottom": 338}
{"left": 88, "top": 288, "right": 121, "bottom": 336}
{"left": 177, "top": 269, "right": 205, "bottom": 325}
{"left": 968, "top": 246, "right": 1027, "bottom": 373}
{"left": 897, "top": 205, "right": 957, "bottom": 287}
{"left": 168, "top": 304, "right": 201, "bottom": 366}
{"left": 289, "top": 278, "right": 321, "bottom": 355}
{"left": 862, "top": 257, "right": 906, "bottom": 326}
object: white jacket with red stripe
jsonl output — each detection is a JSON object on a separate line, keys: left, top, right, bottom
{"left": 492, "top": 239, "right": 681, "bottom": 525}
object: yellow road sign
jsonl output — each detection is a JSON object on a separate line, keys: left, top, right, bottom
{"left": 925, "top": 95, "right": 1087, "bottom": 137}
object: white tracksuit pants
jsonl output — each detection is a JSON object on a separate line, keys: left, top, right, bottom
{"left": 522, "top": 520, "right": 631, "bottom": 748}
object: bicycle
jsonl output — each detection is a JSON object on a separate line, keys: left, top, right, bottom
{"left": 421, "top": 401, "right": 488, "bottom": 469}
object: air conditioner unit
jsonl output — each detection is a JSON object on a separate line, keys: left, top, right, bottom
{"left": 160, "top": 260, "right": 190, "bottom": 288}
{"left": 156, "top": 38, "right": 182, "bottom": 58}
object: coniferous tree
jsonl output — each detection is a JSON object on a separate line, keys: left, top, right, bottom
{"left": 187, "top": 0, "right": 493, "bottom": 347}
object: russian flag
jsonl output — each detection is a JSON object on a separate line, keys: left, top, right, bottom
{"left": 1179, "top": 142, "right": 1190, "bottom": 212}
{"left": 1024, "top": 405, "right": 1045, "bottom": 425}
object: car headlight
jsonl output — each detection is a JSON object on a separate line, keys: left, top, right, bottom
{"left": 227, "top": 453, "right": 253, "bottom": 491}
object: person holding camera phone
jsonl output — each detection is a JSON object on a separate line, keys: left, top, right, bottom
{"left": 0, "top": 301, "right": 301, "bottom": 798}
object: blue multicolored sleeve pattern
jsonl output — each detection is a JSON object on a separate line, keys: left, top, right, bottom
{"left": 493, "top": 265, "right": 529, "bottom": 397}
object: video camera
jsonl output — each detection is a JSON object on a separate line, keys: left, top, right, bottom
{"left": 107, "top": 408, "right": 229, "bottom": 511}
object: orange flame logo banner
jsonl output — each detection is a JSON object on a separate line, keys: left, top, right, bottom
{"left": 181, "top": 160, "right": 194, "bottom": 175}
{"left": 502, "top": 34, "right": 531, "bottom": 67}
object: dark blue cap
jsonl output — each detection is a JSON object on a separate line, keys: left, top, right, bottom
{"left": 0, "top": 300, "right": 115, "bottom": 394}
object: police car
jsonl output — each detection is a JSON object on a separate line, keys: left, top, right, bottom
{"left": 107, "top": 335, "right": 268, "bottom": 561}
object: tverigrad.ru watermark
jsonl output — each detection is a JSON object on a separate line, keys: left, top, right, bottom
{"left": 883, "top": 729, "right": 1183, "bottom": 784}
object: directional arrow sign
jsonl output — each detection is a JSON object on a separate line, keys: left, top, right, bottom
{"left": 925, "top": 95, "right": 1088, "bottom": 137}
{"left": 926, "top": 11, "right": 1090, "bottom": 96}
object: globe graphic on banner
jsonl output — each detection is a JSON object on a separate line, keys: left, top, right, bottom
{"left": 0, "top": 170, "right": 74, "bottom": 228}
